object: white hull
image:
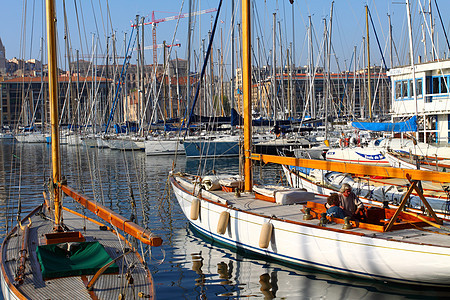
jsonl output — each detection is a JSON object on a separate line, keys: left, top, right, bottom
{"left": 105, "top": 138, "right": 144, "bottom": 150}
{"left": 144, "top": 139, "right": 185, "bottom": 155}
{"left": 326, "top": 147, "right": 390, "bottom": 166}
{"left": 66, "top": 134, "right": 83, "bottom": 145}
{"left": 14, "top": 133, "right": 46, "bottom": 143}
{"left": 96, "top": 137, "right": 109, "bottom": 148}
{"left": 0, "top": 133, "right": 13, "bottom": 139}
{"left": 170, "top": 174, "right": 450, "bottom": 286}
{"left": 82, "top": 136, "right": 98, "bottom": 147}
{"left": 378, "top": 138, "right": 450, "bottom": 160}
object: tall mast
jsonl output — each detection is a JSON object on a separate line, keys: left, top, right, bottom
{"left": 406, "top": 0, "right": 418, "bottom": 140}
{"left": 186, "top": 0, "right": 192, "bottom": 121}
{"left": 366, "top": 5, "right": 372, "bottom": 120}
{"left": 141, "top": 16, "right": 145, "bottom": 130}
{"left": 388, "top": 14, "right": 393, "bottom": 68}
{"left": 46, "top": 0, "right": 62, "bottom": 230}
{"left": 429, "top": 0, "right": 435, "bottom": 60}
{"left": 272, "top": 13, "right": 276, "bottom": 120}
{"left": 231, "top": 0, "right": 235, "bottom": 129}
{"left": 242, "top": 0, "right": 252, "bottom": 192}
{"left": 308, "top": 16, "right": 314, "bottom": 118}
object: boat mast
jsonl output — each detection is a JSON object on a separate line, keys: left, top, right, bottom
{"left": 46, "top": 0, "right": 62, "bottom": 230}
{"left": 242, "top": 0, "right": 252, "bottom": 192}
{"left": 406, "top": 0, "right": 418, "bottom": 141}
{"left": 365, "top": 5, "right": 372, "bottom": 121}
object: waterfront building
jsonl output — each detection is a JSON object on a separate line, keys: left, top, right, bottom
{"left": 388, "top": 59, "right": 450, "bottom": 144}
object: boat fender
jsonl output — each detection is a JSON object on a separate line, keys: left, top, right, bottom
{"left": 217, "top": 211, "right": 230, "bottom": 234}
{"left": 190, "top": 198, "right": 200, "bottom": 220}
{"left": 259, "top": 222, "right": 273, "bottom": 249}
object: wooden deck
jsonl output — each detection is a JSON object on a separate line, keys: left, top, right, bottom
{"left": 1, "top": 204, "right": 153, "bottom": 299}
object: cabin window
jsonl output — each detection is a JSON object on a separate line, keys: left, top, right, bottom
{"left": 432, "top": 77, "right": 440, "bottom": 94}
{"left": 408, "top": 80, "right": 414, "bottom": 98}
{"left": 402, "top": 81, "right": 408, "bottom": 98}
{"left": 395, "top": 81, "right": 402, "bottom": 99}
{"left": 426, "top": 76, "right": 432, "bottom": 94}
{"left": 441, "top": 76, "right": 448, "bottom": 94}
{"left": 416, "top": 79, "right": 423, "bottom": 97}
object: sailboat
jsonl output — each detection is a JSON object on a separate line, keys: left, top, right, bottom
{"left": 1, "top": 1, "right": 162, "bottom": 299}
{"left": 170, "top": 0, "right": 450, "bottom": 287}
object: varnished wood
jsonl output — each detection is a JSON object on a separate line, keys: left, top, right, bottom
{"left": 251, "top": 153, "right": 450, "bottom": 182}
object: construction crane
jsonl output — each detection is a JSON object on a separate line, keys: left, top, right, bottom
{"left": 140, "top": 43, "right": 181, "bottom": 51}
{"left": 132, "top": 8, "right": 217, "bottom": 66}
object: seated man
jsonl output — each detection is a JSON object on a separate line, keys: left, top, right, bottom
{"left": 339, "top": 183, "right": 365, "bottom": 220}
{"left": 326, "top": 193, "right": 346, "bottom": 219}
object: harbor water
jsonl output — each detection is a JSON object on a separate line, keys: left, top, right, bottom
{"left": 0, "top": 140, "right": 449, "bottom": 299}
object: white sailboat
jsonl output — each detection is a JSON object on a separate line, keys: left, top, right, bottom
{"left": 1, "top": 1, "right": 161, "bottom": 298}
{"left": 170, "top": 0, "right": 450, "bottom": 287}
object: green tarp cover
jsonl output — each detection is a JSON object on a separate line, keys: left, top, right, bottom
{"left": 36, "top": 241, "right": 119, "bottom": 279}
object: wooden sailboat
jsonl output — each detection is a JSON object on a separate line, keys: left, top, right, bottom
{"left": 1, "top": 1, "right": 161, "bottom": 298}
{"left": 170, "top": 0, "right": 450, "bottom": 287}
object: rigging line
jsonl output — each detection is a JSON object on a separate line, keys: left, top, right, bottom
{"left": 96, "top": 0, "right": 107, "bottom": 43}
{"left": 368, "top": 8, "right": 388, "bottom": 71}
{"left": 74, "top": 0, "right": 85, "bottom": 54}
{"left": 433, "top": 0, "right": 450, "bottom": 53}
{"left": 77, "top": 0, "right": 90, "bottom": 57}
{"left": 184, "top": 0, "right": 224, "bottom": 132}
{"left": 29, "top": 0, "right": 36, "bottom": 59}
{"left": 90, "top": 0, "right": 102, "bottom": 53}
{"left": 140, "top": 0, "right": 186, "bottom": 135}
{"left": 105, "top": 28, "right": 136, "bottom": 134}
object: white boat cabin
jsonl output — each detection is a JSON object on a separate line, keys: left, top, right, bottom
{"left": 388, "top": 59, "right": 450, "bottom": 144}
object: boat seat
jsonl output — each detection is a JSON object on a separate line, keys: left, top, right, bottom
{"left": 253, "top": 185, "right": 315, "bottom": 205}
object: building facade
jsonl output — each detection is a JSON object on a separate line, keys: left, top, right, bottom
{"left": 388, "top": 59, "right": 450, "bottom": 144}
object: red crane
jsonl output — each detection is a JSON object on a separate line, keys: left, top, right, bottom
{"left": 133, "top": 8, "right": 217, "bottom": 67}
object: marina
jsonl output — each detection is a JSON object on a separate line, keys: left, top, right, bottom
{"left": 1, "top": 141, "right": 449, "bottom": 298}
{"left": 2, "top": 0, "right": 450, "bottom": 298}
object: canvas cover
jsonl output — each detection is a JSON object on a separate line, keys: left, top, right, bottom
{"left": 351, "top": 116, "right": 417, "bottom": 132}
{"left": 36, "top": 241, "right": 119, "bottom": 279}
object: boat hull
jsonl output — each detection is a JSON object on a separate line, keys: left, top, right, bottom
{"left": 170, "top": 174, "right": 450, "bottom": 286}
{"left": 184, "top": 140, "right": 239, "bottom": 158}
{"left": 0, "top": 205, "right": 155, "bottom": 299}
{"left": 326, "top": 147, "right": 390, "bottom": 166}
{"left": 145, "top": 139, "right": 185, "bottom": 155}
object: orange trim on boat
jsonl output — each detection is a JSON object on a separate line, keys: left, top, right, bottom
{"left": 252, "top": 154, "right": 450, "bottom": 182}
{"left": 61, "top": 185, "right": 162, "bottom": 247}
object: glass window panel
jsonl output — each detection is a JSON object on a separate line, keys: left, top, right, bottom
{"left": 433, "top": 77, "right": 439, "bottom": 94}
{"left": 402, "top": 81, "right": 408, "bottom": 98}
{"left": 395, "top": 81, "right": 402, "bottom": 99}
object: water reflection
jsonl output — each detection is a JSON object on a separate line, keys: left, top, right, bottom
{"left": 1, "top": 141, "right": 449, "bottom": 299}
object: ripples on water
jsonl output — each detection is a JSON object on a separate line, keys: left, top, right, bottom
{"left": 0, "top": 140, "right": 448, "bottom": 299}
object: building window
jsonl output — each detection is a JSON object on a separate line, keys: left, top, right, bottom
{"left": 416, "top": 78, "right": 423, "bottom": 97}
{"left": 441, "top": 76, "right": 448, "bottom": 94}
{"left": 409, "top": 80, "right": 413, "bottom": 98}
{"left": 402, "top": 81, "right": 408, "bottom": 98}
{"left": 433, "top": 77, "right": 439, "bottom": 94}
{"left": 395, "top": 81, "right": 402, "bottom": 99}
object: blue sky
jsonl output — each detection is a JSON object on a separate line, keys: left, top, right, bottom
{"left": 1, "top": 0, "right": 449, "bottom": 75}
